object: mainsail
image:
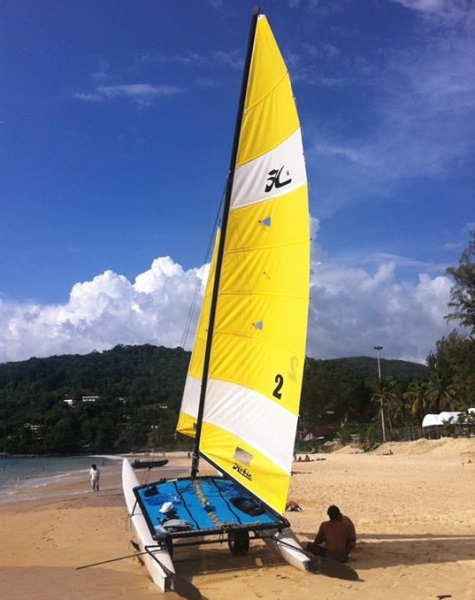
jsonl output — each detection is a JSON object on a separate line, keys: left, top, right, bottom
{"left": 176, "top": 13, "right": 309, "bottom": 514}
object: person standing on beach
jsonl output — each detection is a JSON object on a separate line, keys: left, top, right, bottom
{"left": 306, "top": 505, "right": 356, "bottom": 562}
{"left": 89, "top": 464, "right": 100, "bottom": 491}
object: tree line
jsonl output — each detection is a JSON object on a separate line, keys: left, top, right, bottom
{"left": 350, "top": 231, "right": 475, "bottom": 446}
{"left": 0, "top": 232, "right": 474, "bottom": 455}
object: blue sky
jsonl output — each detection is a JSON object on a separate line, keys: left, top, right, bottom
{"left": 1, "top": 0, "right": 474, "bottom": 365}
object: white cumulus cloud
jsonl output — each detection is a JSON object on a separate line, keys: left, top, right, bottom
{"left": 0, "top": 253, "right": 455, "bottom": 365}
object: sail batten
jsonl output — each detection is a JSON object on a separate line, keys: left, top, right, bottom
{"left": 177, "top": 13, "right": 309, "bottom": 514}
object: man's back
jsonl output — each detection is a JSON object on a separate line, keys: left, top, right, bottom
{"left": 315, "top": 519, "right": 351, "bottom": 560}
{"left": 342, "top": 515, "right": 356, "bottom": 548}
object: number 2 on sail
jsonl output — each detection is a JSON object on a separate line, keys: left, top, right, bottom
{"left": 273, "top": 355, "right": 299, "bottom": 399}
{"left": 273, "top": 374, "right": 284, "bottom": 399}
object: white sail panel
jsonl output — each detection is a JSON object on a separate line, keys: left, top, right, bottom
{"left": 204, "top": 379, "right": 298, "bottom": 471}
{"left": 177, "top": 374, "right": 200, "bottom": 437}
{"left": 231, "top": 130, "right": 306, "bottom": 209}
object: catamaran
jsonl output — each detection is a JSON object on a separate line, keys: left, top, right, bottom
{"left": 123, "top": 8, "right": 311, "bottom": 592}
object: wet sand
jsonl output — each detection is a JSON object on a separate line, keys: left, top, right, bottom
{"left": 1, "top": 441, "right": 475, "bottom": 599}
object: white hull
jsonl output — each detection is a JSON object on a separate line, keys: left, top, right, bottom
{"left": 122, "top": 459, "right": 175, "bottom": 592}
{"left": 123, "top": 458, "right": 309, "bottom": 591}
{"left": 257, "top": 528, "right": 310, "bottom": 572}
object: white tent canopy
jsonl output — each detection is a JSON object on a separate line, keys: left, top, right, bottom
{"left": 422, "top": 409, "right": 475, "bottom": 427}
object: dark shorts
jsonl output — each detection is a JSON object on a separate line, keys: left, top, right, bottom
{"left": 306, "top": 542, "right": 348, "bottom": 563}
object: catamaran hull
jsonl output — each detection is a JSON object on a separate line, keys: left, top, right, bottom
{"left": 129, "top": 465, "right": 309, "bottom": 578}
{"left": 122, "top": 459, "right": 175, "bottom": 592}
{"left": 257, "top": 529, "right": 310, "bottom": 572}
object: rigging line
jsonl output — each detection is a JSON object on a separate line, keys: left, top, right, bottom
{"left": 172, "top": 480, "right": 200, "bottom": 529}
{"left": 76, "top": 548, "right": 154, "bottom": 570}
{"left": 137, "top": 466, "right": 151, "bottom": 486}
{"left": 179, "top": 190, "right": 226, "bottom": 350}
{"left": 192, "top": 479, "right": 222, "bottom": 528}
{"left": 130, "top": 498, "right": 140, "bottom": 517}
{"left": 191, "top": 7, "right": 260, "bottom": 480}
{"left": 210, "top": 479, "right": 243, "bottom": 524}
{"left": 126, "top": 513, "right": 133, "bottom": 543}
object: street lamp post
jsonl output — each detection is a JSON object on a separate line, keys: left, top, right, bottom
{"left": 373, "top": 345, "right": 386, "bottom": 442}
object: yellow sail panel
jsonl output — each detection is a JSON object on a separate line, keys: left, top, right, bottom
{"left": 175, "top": 411, "right": 197, "bottom": 439}
{"left": 199, "top": 14, "right": 310, "bottom": 514}
{"left": 221, "top": 187, "right": 309, "bottom": 296}
{"left": 211, "top": 190, "right": 309, "bottom": 416}
{"left": 201, "top": 420, "right": 290, "bottom": 511}
{"left": 176, "top": 233, "right": 220, "bottom": 438}
{"left": 237, "top": 16, "right": 300, "bottom": 166}
{"left": 209, "top": 296, "right": 308, "bottom": 414}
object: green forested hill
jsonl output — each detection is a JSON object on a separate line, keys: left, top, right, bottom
{"left": 0, "top": 344, "right": 428, "bottom": 455}
{"left": 327, "top": 356, "right": 428, "bottom": 380}
{"left": 0, "top": 344, "right": 190, "bottom": 408}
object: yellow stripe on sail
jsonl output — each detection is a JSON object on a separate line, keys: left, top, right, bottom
{"left": 200, "top": 421, "right": 290, "bottom": 512}
{"left": 176, "top": 233, "right": 220, "bottom": 438}
{"left": 212, "top": 186, "right": 308, "bottom": 416}
{"left": 238, "top": 17, "right": 300, "bottom": 166}
{"left": 175, "top": 411, "right": 197, "bottom": 439}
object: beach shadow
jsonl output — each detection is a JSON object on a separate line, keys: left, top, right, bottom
{"left": 299, "top": 531, "right": 475, "bottom": 569}
{"left": 361, "top": 533, "right": 475, "bottom": 541}
{"left": 174, "top": 548, "right": 287, "bottom": 599}
{"left": 172, "top": 551, "right": 283, "bottom": 600}
{"left": 174, "top": 542, "right": 290, "bottom": 579}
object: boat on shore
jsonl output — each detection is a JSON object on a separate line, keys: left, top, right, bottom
{"left": 123, "top": 8, "right": 310, "bottom": 592}
{"left": 131, "top": 458, "right": 169, "bottom": 470}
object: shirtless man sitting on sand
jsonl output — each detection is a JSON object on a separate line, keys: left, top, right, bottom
{"left": 306, "top": 505, "right": 356, "bottom": 562}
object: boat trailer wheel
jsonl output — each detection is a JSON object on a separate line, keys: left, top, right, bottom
{"left": 228, "top": 530, "right": 250, "bottom": 555}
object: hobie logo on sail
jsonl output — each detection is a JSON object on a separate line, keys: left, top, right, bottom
{"left": 265, "top": 166, "right": 291, "bottom": 192}
{"left": 233, "top": 463, "right": 252, "bottom": 481}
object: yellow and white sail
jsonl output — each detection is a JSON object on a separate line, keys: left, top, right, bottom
{"left": 177, "top": 14, "right": 309, "bottom": 514}
{"left": 176, "top": 232, "right": 219, "bottom": 437}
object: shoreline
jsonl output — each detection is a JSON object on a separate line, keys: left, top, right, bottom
{"left": 0, "top": 452, "right": 191, "bottom": 507}
{"left": 2, "top": 441, "right": 475, "bottom": 599}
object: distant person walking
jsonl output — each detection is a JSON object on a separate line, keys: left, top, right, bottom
{"left": 89, "top": 463, "right": 100, "bottom": 491}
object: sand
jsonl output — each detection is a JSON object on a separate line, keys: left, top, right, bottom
{"left": 1, "top": 440, "right": 475, "bottom": 600}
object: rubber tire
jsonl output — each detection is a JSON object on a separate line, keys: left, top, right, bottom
{"left": 228, "top": 530, "right": 250, "bottom": 555}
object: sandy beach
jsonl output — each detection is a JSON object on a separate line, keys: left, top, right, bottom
{"left": 1, "top": 440, "right": 475, "bottom": 600}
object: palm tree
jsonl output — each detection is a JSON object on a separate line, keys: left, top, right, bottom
{"left": 370, "top": 376, "right": 399, "bottom": 437}
{"left": 426, "top": 374, "right": 458, "bottom": 413}
{"left": 384, "top": 382, "right": 408, "bottom": 429}
{"left": 403, "top": 379, "right": 430, "bottom": 423}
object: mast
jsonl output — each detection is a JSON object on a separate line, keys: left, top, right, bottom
{"left": 191, "top": 7, "right": 260, "bottom": 478}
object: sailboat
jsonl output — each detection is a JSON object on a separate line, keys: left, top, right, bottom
{"left": 122, "top": 8, "right": 310, "bottom": 592}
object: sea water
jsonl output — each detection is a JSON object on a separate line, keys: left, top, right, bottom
{"left": 0, "top": 455, "right": 121, "bottom": 505}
